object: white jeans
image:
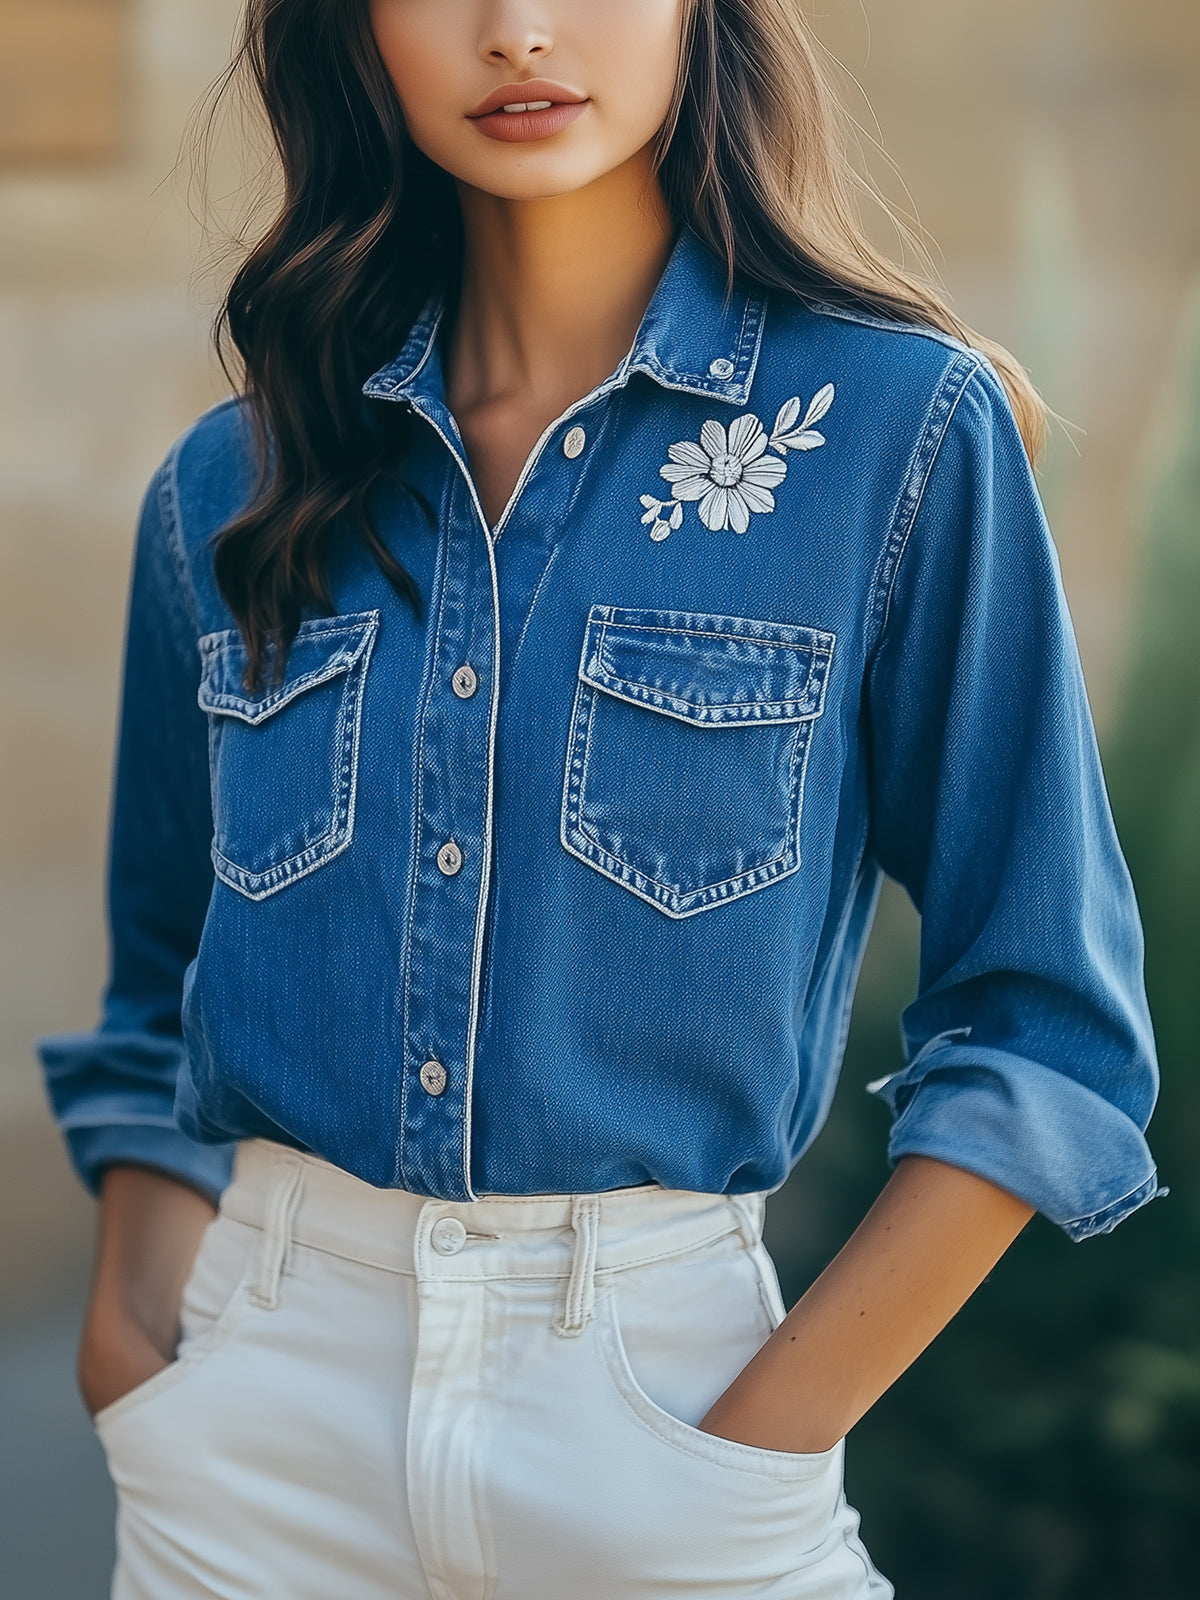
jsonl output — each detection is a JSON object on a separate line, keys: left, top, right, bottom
{"left": 94, "top": 1139, "right": 892, "bottom": 1599}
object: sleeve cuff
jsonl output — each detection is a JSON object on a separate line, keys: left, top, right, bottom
{"left": 62, "top": 1120, "right": 236, "bottom": 1206}
{"left": 868, "top": 1042, "right": 1165, "bottom": 1240}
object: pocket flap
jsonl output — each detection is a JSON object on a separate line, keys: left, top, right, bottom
{"left": 578, "top": 606, "right": 834, "bottom": 725}
{"left": 197, "top": 611, "right": 379, "bottom": 725}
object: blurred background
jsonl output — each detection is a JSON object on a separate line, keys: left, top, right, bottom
{"left": 1, "top": 0, "right": 1197, "bottom": 1594}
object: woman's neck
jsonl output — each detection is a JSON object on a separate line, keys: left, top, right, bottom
{"left": 447, "top": 149, "right": 675, "bottom": 426}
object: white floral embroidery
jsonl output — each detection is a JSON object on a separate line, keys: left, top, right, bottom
{"left": 643, "top": 383, "right": 835, "bottom": 538}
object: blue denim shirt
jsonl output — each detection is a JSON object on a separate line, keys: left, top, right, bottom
{"left": 36, "top": 229, "right": 1161, "bottom": 1239}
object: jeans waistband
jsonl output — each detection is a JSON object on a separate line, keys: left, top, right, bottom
{"left": 220, "top": 1138, "right": 766, "bottom": 1287}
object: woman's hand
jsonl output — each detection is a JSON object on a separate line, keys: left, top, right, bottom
{"left": 78, "top": 1164, "right": 217, "bottom": 1420}
{"left": 698, "top": 1157, "right": 1036, "bottom": 1456}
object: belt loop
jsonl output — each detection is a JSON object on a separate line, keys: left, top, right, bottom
{"left": 555, "top": 1194, "right": 600, "bottom": 1338}
{"left": 250, "top": 1159, "right": 304, "bottom": 1309}
{"left": 728, "top": 1192, "right": 765, "bottom": 1253}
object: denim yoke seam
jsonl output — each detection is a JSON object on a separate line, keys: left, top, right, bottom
{"left": 394, "top": 467, "right": 455, "bottom": 1189}
{"left": 159, "top": 432, "right": 205, "bottom": 643}
{"left": 864, "top": 353, "right": 982, "bottom": 662}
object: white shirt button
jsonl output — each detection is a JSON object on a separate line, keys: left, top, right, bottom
{"left": 419, "top": 1059, "right": 448, "bottom": 1096}
{"left": 451, "top": 664, "right": 478, "bottom": 699}
{"left": 563, "top": 425, "right": 587, "bottom": 459}
{"left": 431, "top": 1216, "right": 467, "bottom": 1255}
{"left": 437, "top": 841, "right": 463, "bottom": 876}
{"left": 709, "top": 357, "right": 735, "bottom": 379}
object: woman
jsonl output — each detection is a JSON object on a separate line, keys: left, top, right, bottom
{"left": 37, "top": 1, "right": 1161, "bottom": 1596}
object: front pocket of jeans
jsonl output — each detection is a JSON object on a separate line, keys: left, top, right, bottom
{"left": 595, "top": 1273, "right": 842, "bottom": 1486}
{"left": 91, "top": 1215, "right": 258, "bottom": 1438}
{"left": 197, "top": 611, "right": 379, "bottom": 900}
{"left": 560, "top": 606, "right": 834, "bottom": 917}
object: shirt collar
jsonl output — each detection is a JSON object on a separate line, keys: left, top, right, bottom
{"left": 361, "top": 228, "right": 767, "bottom": 410}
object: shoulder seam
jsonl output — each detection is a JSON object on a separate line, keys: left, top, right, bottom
{"left": 866, "top": 354, "right": 983, "bottom": 657}
{"left": 156, "top": 393, "right": 248, "bottom": 641}
{"left": 157, "top": 436, "right": 205, "bottom": 641}
{"left": 806, "top": 300, "right": 979, "bottom": 359}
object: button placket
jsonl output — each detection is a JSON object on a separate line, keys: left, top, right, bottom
{"left": 397, "top": 462, "right": 498, "bottom": 1199}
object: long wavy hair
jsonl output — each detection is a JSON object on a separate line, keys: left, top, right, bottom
{"left": 214, "top": 0, "right": 1049, "bottom": 689}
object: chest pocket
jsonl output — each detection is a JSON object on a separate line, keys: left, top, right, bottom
{"left": 561, "top": 606, "right": 833, "bottom": 918}
{"left": 197, "top": 611, "right": 380, "bottom": 901}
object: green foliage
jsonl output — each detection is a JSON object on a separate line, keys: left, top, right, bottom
{"left": 764, "top": 282, "right": 1200, "bottom": 1598}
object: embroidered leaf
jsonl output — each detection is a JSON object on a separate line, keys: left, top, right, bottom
{"left": 774, "top": 427, "right": 825, "bottom": 452}
{"left": 649, "top": 519, "right": 672, "bottom": 541}
{"left": 669, "top": 501, "right": 683, "bottom": 530}
{"left": 802, "top": 383, "right": 835, "bottom": 428}
{"left": 773, "top": 397, "right": 801, "bottom": 438}
{"left": 640, "top": 494, "right": 661, "bottom": 510}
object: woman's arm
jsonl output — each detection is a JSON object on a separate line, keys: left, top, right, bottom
{"left": 700, "top": 1156, "right": 1033, "bottom": 1453}
{"left": 36, "top": 459, "right": 235, "bottom": 1207}
{"left": 34, "top": 455, "right": 237, "bottom": 1414}
{"left": 77, "top": 1165, "right": 217, "bottom": 1419}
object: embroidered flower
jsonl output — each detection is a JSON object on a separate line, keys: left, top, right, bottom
{"left": 642, "top": 383, "right": 835, "bottom": 539}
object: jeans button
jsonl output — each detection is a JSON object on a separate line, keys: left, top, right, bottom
{"left": 431, "top": 1217, "right": 467, "bottom": 1256}
{"left": 452, "top": 664, "right": 478, "bottom": 699}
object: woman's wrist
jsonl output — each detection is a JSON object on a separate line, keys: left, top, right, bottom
{"left": 79, "top": 1164, "right": 218, "bottom": 1411}
{"left": 699, "top": 1158, "right": 1034, "bottom": 1457}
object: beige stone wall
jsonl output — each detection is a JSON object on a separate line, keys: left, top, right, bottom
{"left": 1, "top": 0, "right": 243, "bottom": 1138}
{"left": 0, "top": 0, "right": 127, "bottom": 164}
{"left": 1, "top": 0, "right": 1197, "bottom": 1178}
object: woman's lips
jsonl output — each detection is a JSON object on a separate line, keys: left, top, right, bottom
{"left": 471, "top": 102, "right": 588, "bottom": 142}
{"left": 468, "top": 82, "right": 589, "bottom": 144}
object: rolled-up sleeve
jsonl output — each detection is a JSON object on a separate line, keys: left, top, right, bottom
{"left": 35, "top": 460, "right": 235, "bottom": 1203}
{"left": 865, "top": 361, "right": 1162, "bottom": 1240}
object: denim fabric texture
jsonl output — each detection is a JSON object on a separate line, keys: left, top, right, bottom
{"left": 36, "top": 229, "right": 1161, "bottom": 1240}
